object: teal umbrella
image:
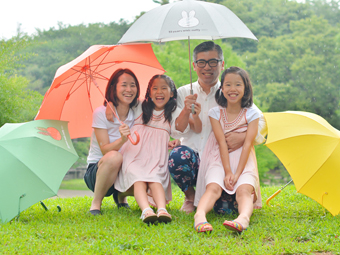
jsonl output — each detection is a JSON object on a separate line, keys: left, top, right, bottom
{"left": 0, "top": 119, "right": 78, "bottom": 223}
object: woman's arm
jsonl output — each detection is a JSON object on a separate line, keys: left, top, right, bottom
{"left": 94, "top": 124, "right": 131, "bottom": 155}
{"left": 232, "top": 118, "right": 259, "bottom": 186}
{"left": 210, "top": 117, "right": 233, "bottom": 190}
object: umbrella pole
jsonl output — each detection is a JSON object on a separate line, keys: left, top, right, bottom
{"left": 90, "top": 75, "right": 140, "bottom": 145}
{"left": 188, "top": 37, "right": 195, "bottom": 114}
{"left": 266, "top": 179, "right": 293, "bottom": 206}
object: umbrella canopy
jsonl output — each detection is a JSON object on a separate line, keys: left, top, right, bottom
{"left": 264, "top": 111, "right": 340, "bottom": 216}
{"left": 118, "top": 0, "right": 257, "bottom": 111}
{"left": 0, "top": 120, "right": 78, "bottom": 223}
{"left": 118, "top": 0, "right": 257, "bottom": 43}
{"left": 35, "top": 43, "right": 165, "bottom": 139}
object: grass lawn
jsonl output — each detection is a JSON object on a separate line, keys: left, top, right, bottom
{"left": 59, "top": 178, "right": 89, "bottom": 190}
{"left": 1, "top": 185, "right": 339, "bottom": 254}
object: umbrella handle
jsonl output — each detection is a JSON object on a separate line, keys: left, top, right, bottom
{"left": 128, "top": 131, "right": 140, "bottom": 145}
{"left": 266, "top": 189, "right": 281, "bottom": 207}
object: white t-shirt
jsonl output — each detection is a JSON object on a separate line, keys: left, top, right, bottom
{"left": 177, "top": 81, "right": 267, "bottom": 155}
{"left": 87, "top": 105, "right": 134, "bottom": 164}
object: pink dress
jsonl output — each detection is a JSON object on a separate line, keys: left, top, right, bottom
{"left": 194, "top": 106, "right": 262, "bottom": 208}
{"left": 114, "top": 105, "right": 187, "bottom": 206}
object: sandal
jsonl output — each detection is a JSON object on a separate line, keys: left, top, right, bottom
{"left": 194, "top": 222, "right": 213, "bottom": 233}
{"left": 140, "top": 208, "right": 157, "bottom": 224}
{"left": 223, "top": 220, "right": 245, "bottom": 233}
{"left": 157, "top": 208, "right": 172, "bottom": 223}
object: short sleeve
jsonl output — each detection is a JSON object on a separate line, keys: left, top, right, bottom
{"left": 92, "top": 106, "right": 107, "bottom": 129}
{"left": 246, "top": 105, "right": 261, "bottom": 124}
{"left": 208, "top": 106, "right": 220, "bottom": 121}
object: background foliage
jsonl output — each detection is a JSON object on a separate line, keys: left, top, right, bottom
{"left": 1, "top": 0, "right": 340, "bottom": 182}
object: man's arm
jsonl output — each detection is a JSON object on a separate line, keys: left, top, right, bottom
{"left": 175, "top": 93, "right": 198, "bottom": 132}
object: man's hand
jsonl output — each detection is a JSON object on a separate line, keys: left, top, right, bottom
{"left": 168, "top": 139, "right": 181, "bottom": 150}
{"left": 183, "top": 94, "right": 198, "bottom": 113}
{"left": 225, "top": 132, "right": 246, "bottom": 153}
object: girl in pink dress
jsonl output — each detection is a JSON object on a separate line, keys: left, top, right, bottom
{"left": 114, "top": 75, "right": 191, "bottom": 224}
{"left": 194, "top": 66, "right": 262, "bottom": 233}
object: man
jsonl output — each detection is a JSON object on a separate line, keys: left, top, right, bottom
{"left": 170, "top": 41, "right": 266, "bottom": 214}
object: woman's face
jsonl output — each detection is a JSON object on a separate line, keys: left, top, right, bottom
{"left": 116, "top": 73, "right": 138, "bottom": 106}
{"left": 149, "top": 78, "right": 173, "bottom": 111}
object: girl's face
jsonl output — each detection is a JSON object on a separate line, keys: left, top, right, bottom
{"left": 222, "top": 73, "right": 245, "bottom": 105}
{"left": 150, "top": 78, "right": 173, "bottom": 111}
{"left": 116, "top": 73, "right": 138, "bottom": 106}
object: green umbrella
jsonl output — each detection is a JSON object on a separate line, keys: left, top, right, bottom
{"left": 0, "top": 119, "right": 78, "bottom": 223}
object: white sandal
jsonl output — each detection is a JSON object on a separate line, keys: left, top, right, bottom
{"left": 140, "top": 208, "right": 157, "bottom": 224}
{"left": 157, "top": 208, "right": 172, "bottom": 223}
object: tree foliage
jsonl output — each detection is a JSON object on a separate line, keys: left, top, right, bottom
{"left": 0, "top": 37, "right": 43, "bottom": 127}
{"left": 245, "top": 15, "right": 340, "bottom": 127}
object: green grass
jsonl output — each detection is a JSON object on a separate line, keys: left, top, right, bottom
{"left": 59, "top": 179, "right": 88, "bottom": 190}
{"left": 1, "top": 186, "right": 339, "bottom": 254}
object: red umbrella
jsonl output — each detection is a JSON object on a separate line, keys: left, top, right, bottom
{"left": 35, "top": 43, "right": 165, "bottom": 142}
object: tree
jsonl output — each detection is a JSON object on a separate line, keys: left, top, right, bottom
{"left": 245, "top": 16, "right": 340, "bottom": 127}
{"left": 0, "top": 37, "right": 43, "bottom": 127}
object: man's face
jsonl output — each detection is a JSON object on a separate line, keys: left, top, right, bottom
{"left": 193, "top": 50, "right": 224, "bottom": 88}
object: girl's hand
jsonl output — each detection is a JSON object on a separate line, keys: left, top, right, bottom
{"left": 192, "top": 102, "right": 201, "bottom": 117}
{"left": 231, "top": 173, "right": 241, "bottom": 187}
{"left": 224, "top": 173, "right": 235, "bottom": 191}
{"left": 119, "top": 124, "right": 131, "bottom": 143}
{"left": 168, "top": 139, "right": 181, "bottom": 150}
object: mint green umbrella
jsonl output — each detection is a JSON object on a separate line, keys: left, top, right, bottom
{"left": 0, "top": 119, "right": 78, "bottom": 223}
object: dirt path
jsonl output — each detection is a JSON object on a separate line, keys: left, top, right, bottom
{"left": 55, "top": 189, "right": 93, "bottom": 198}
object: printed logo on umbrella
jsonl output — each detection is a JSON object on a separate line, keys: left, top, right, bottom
{"left": 178, "top": 11, "right": 199, "bottom": 28}
{"left": 36, "top": 127, "right": 62, "bottom": 140}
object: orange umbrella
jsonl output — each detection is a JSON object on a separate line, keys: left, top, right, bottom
{"left": 35, "top": 43, "right": 165, "bottom": 140}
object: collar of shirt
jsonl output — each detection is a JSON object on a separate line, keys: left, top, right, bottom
{"left": 194, "top": 80, "right": 221, "bottom": 96}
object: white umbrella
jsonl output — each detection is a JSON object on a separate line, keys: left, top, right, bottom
{"left": 118, "top": 0, "right": 257, "bottom": 111}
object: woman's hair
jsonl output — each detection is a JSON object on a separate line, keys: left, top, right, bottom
{"left": 142, "top": 74, "right": 177, "bottom": 124}
{"left": 104, "top": 68, "right": 140, "bottom": 108}
{"left": 215, "top": 66, "right": 253, "bottom": 108}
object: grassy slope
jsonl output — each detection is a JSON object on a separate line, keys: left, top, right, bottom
{"left": 1, "top": 186, "right": 339, "bottom": 254}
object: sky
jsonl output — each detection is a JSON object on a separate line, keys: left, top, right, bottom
{"left": 0, "top": 0, "right": 169, "bottom": 40}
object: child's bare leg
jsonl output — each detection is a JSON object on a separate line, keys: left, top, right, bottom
{"left": 134, "top": 181, "right": 150, "bottom": 211}
{"left": 91, "top": 151, "right": 122, "bottom": 211}
{"left": 234, "top": 184, "right": 254, "bottom": 229}
{"left": 194, "top": 183, "right": 222, "bottom": 226}
{"left": 148, "top": 182, "right": 166, "bottom": 209}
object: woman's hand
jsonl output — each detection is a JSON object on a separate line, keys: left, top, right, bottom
{"left": 119, "top": 124, "right": 131, "bottom": 143}
{"left": 168, "top": 139, "right": 181, "bottom": 150}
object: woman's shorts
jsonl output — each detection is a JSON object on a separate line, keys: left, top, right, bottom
{"left": 83, "top": 162, "right": 116, "bottom": 197}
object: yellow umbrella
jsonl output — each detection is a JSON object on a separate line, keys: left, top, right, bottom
{"left": 264, "top": 111, "right": 340, "bottom": 216}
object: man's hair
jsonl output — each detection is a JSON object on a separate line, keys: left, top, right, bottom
{"left": 193, "top": 41, "right": 224, "bottom": 62}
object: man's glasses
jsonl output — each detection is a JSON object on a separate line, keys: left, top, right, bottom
{"left": 195, "top": 59, "right": 222, "bottom": 68}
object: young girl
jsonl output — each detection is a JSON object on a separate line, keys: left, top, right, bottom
{"left": 193, "top": 66, "right": 262, "bottom": 233}
{"left": 114, "top": 75, "right": 193, "bottom": 224}
{"left": 84, "top": 68, "right": 140, "bottom": 215}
